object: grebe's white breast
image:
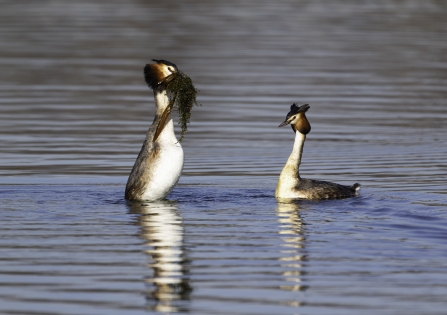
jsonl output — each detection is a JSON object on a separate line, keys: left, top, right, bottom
{"left": 139, "top": 119, "right": 184, "bottom": 201}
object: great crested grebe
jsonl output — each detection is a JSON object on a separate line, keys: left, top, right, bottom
{"left": 125, "top": 60, "right": 184, "bottom": 201}
{"left": 275, "top": 103, "right": 360, "bottom": 200}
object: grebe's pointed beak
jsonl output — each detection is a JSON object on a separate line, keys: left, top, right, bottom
{"left": 278, "top": 120, "right": 290, "bottom": 128}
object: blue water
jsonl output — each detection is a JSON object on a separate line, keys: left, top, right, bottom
{"left": 1, "top": 183, "right": 447, "bottom": 314}
{"left": 1, "top": 1, "right": 447, "bottom": 314}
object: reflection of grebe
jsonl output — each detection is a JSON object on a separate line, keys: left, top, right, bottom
{"left": 125, "top": 60, "right": 184, "bottom": 201}
{"left": 128, "top": 201, "right": 192, "bottom": 313}
{"left": 276, "top": 202, "right": 305, "bottom": 295}
{"left": 276, "top": 104, "right": 360, "bottom": 200}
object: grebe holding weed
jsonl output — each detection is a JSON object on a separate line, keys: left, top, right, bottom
{"left": 125, "top": 60, "right": 198, "bottom": 201}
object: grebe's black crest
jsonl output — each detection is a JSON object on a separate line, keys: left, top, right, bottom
{"left": 143, "top": 59, "right": 200, "bottom": 142}
{"left": 286, "top": 103, "right": 309, "bottom": 120}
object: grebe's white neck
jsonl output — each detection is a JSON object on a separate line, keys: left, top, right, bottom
{"left": 275, "top": 131, "right": 306, "bottom": 198}
{"left": 151, "top": 89, "right": 179, "bottom": 144}
{"left": 154, "top": 90, "right": 170, "bottom": 117}
{"left": 286, "top": 131, "right": 306, "bottom": 175}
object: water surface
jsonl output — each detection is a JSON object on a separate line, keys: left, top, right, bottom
{"left": 1, "top": 1, "right": 446, "bottom": 314}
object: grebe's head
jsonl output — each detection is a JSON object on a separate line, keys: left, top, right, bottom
{"left": 144, "top": 59, "right": 200, "bottom": 142}
{"left": 144, "top": 59, "right": 179, "bottom": 91}
{"left": 278, "top": 103, "right": 311, "bottom": 134}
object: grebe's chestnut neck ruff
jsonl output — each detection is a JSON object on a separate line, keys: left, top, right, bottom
{"left": 125, "top": 60, "right": 189, "bottom": 201}
{"left": 275, "top": 103, "right": 360, "bottom": 200}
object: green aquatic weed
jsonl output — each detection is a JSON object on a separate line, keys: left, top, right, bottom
{"left": 164, "top": 71, "right": 200, "bottom": 142}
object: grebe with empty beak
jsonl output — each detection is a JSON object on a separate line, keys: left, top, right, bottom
{"left": 125, "top": 60, "right": 187, "bottom": 201}
{"left": 275, "top": 104, "right": 360, "bottom": 200}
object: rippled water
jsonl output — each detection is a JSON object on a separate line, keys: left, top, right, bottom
{"left": 1, "top": 1, "right": 447, "bottom": 314}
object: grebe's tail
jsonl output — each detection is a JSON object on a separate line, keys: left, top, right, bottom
{"left": 351, "top": 183, "right": 361, "bottom": 192}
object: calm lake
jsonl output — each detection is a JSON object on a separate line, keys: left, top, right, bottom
{"left": 1, "top": 1, "right": 446, "bottom": 314}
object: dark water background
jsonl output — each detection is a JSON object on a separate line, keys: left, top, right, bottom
{"left": 1, "top": 1, "right": 446, "bottom": 314}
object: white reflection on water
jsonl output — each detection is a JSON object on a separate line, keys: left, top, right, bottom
{"left": 128, "top": 201, "right": 192, "bottom": 313}
{"left": 277, "top": 202, "right": 306, "bottom": 298}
